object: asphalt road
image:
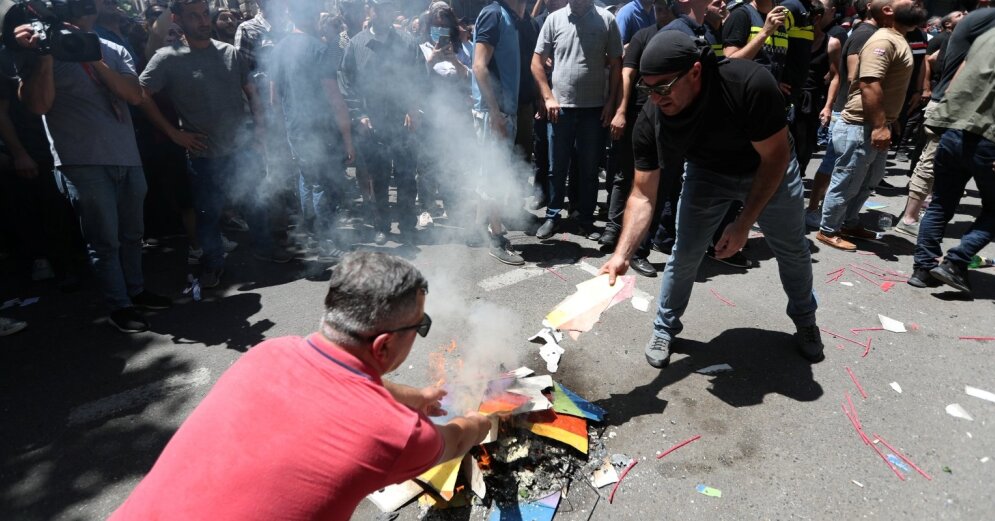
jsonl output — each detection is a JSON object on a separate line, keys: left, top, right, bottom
{"left": 1, "top": 153, "right": 993, "bottom": 521}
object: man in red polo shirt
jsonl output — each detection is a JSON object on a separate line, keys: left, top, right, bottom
{"left": 110, "top": 252, "right": 492, "bottom": 520}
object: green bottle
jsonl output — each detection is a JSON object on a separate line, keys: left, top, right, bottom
{"left": 968, "top": 255, "right": 994, "bottom": 269}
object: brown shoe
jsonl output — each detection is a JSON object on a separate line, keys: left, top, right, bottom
{"left": 841, "top": 226, "right": 878, "bottom": 240}
{"left": 817, "top": 231, "right": 857, "bottom": 251}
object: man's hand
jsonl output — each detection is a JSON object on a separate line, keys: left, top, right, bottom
{"left": 463, "top": 411, "right": 493, "bottom": 445}
{"left": 344, "top": 142, "right": 355, "bottom": 164}
{"left": 14, "top": 24, "right": 44, "bottom": 50}
{"left": 920, "top": 88, "right": 931, "bottom": 106}
{"left": 713, "top": 219, "right": 750, "bottom": 259}
{"left": 599, "top": 254, "right": 630, "bottom": 285}
{"left": 169, "top": 128, "right": 208, "bottom": 152}
{"left": 763, "top": 7, "right": 788, "bottom": 37}
{"left": 404, "top": 112, "right": 417, "bottom": 132}
{"left": 544, "top": 96, "right": 561, "bottom": 124}
{"left": 871, "top": 125, "right": 891, "bottom": 151}
{"left": 13, "top": 152, "right": 39, "bottom": 179}
{"left": 778, "top": 82, "right": 792, "bottom": 97}
{"left": 358, "top": 117, "right": 374, "bottom": 135}
{"left": 413, "top": 386, "right": 448, "bottom": 417}
{"left": 609, "top": 110, "right": 626, "bottom": 140}
{"left": 600, "top": 103, "right": 614, "bottom": 128}
{"left": 488, "top": 113, "right": 507, "bottom": 139}
{"left": 819, "top": 107, "right": 831, "bottom": 127}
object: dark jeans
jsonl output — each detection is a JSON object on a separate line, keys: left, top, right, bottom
{"left": 606, "top": 109, "right": 637, "bottom": 235}
{"left": 357, "top": 121, "right": 417, "bottom": 232}
{"left": 546, "top": 107, "right": 604, "bottom": 222}
{"left": 290, "top": 137, "right": 345, "bottom": 244}
{"left": 532, "top": 114, "right": 548, "bottom": 200}
{"left": 790, "top": 108, "right": 821, "bottom": 174}
{"left": 188, "top": 153, "right": 273, "bottom": 270}
{"left": 913, "top": 129, "right": 995, "bottom": 270}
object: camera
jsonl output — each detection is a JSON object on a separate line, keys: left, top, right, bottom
{"left": 1, "top": 0, "right": 102, "bottom": 62}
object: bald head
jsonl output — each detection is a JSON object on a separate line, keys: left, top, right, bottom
{"left": 868, "top": 0, "right": 893, "bottom": 24}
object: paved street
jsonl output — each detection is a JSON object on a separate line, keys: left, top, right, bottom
{"left": 2, "top": 155, "right": 993, "bottom": 520}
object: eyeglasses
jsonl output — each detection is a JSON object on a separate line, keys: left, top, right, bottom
{"left": 364, "top": 313, "right": 432, "bottom": 341}
{"left": 636, "top": 70, "right": 689, "bottom": 97}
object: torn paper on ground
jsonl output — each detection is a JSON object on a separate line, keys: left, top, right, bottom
{"left": 367, "top": 480, "right": 424, "bottom": 512}
{"left": 890, "top": 382, "right": 902, "bottom": 394}
{"left": 945, "top": 403, "right": 974, "bottom": 421}
{"left": 965, "top": 386, "right": 995, "bottom": 404}
{"left": 878, "top": 314, "right": 907, "bottom": 333}
{"left": 696, "top": 364, "right": 733, "bottom": 375}
{"left": 591, "top": 457, "right": 620, "bottom": 488}
{"left": 545, "top": 274, "right": 635, "bottom": 340}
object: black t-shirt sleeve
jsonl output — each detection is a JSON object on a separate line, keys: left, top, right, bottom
{"left": 722, "top": 8, "right": 752, "bottom": 48}
{"left": 474, "top": 6, "right": 502, "bottom": 47}
{"left": 624, "top": 27, "right": 653, "bottom": 69}
{"left": 741, "top": 66, "right": 787, "bottom": 142}
{"left": 633, "top": 105, "right": 661, "bottom": 171}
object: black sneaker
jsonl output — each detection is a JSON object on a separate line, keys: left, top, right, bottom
{"left": 131, "top": 291, "right": 172, "bottom": 310}
{"left": 795, "top": 324, "right": 825, "bottom": 363}
{"left": 488, "top": 237, "right": 525, "bottom": 266}
{"left": 598, "top": 229, "right": 618, "bottom": 252}
{"left": 109, "top": 307, "right": 149, "bottom": 333}
{"left": 908, "top": 267, "right": 942, "bottom": 288}
{"left": 630, "top": 256, "right": 657, "bottom": 278}
{"left": 536, "top": 219, "right": 557, "bottom": 240}
{"left": 707, "top": 248, "right": 754, "bottom": 269}
{"left": 930, "top": 260, "right": 972, "bottom": 293}
{"left": 644, "top": 335, "right": 671, "bottom": 368}
{"left": 579, "top": 223, "right": 602, "bottom": 241}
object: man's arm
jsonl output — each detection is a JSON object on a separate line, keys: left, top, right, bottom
{"left": 90, "top": 59, "right": 144, "bottom": 105}
{"left": 611, "top": 67, "right": 637, "bottom": 140}
{"left": 138, "top": 89, "right": 207, "bottom": 152}
{"left": 531, "top": 52, "right": 559, "bottom": 123}
{"left": 13, "top": 24, "right": 56, "bottom": 114}
{"left": 436, "top": 413, "right": 492, "bottom": 463}
{"left": 145, "top": 8, "right": 172, "bottom": 58}
{"left": 820, "top": 35, "right": 842, "bottom": 126}
{"left": 713, "top": 127, "right": 789, "bottom": 258}
{"left": 322, "top": 77, "right": 355, "bottom": 161}
{"left": 602, "top": 56, "right": 622, "bottom": 127}
{"left": 724, "top": 7, "right": 787, "bottom": 59}
{"left": 472, "top": 42, "right": 507, "bottom": 137}
{"left": 860, "top": 78, "right": 888, "bottom": 150}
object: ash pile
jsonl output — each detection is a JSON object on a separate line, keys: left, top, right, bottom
{"left": 367, "top": 367, "right": 615, "bottom": 519}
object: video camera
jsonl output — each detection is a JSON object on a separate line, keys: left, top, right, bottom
{"left": 0, "top": 0, "right": 102, "bottom": 62}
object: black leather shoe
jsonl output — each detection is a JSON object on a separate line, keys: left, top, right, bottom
{"left": 908, "top": 267, "right": 942, "bottom": 288}
{"left": 536, "top": 219, "right": 557, "bottom": 240}
{"left": 598, "top": 229, "right": 618, "bottom": 252}
{"left": 630, "top": 256, "right": 657, "bottom": 277}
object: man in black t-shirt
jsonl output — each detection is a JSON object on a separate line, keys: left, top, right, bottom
{"left": 600, "top": 32, "right": 823, "bottom": 369}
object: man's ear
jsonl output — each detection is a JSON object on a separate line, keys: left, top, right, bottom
{"left": 370, "top": 333, "right": 391, "bottom": 364}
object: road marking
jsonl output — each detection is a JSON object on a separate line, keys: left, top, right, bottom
{"left": 67, "top": 367, "right": 212, "bottom": 426}
{"left": 477, "top": 259, "right": 576, "bottom": 292}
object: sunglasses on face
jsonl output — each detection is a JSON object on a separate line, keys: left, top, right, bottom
{"left": 635, "top": 70, "right": 688, "bottom": 97}
{"left": 366, "top": 313, "right": 432, "bottom": 341}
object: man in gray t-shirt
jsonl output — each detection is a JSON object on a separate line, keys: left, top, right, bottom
{"left": 531, "top": 0, "right": 623, "bottom": 239}
{"left": 138, "top": 0, "right": 289, "bottom": 287}
{"left": 14, "top": 16, "right": 172, "bottom": 333}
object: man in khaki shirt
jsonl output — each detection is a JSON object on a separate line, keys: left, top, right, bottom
{"left": 815, "top": 0, "right": 926, "bottom": 251}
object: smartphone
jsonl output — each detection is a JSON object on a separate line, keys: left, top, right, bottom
{"left": 438, "top": 34, "right": 451, "bottom": 48}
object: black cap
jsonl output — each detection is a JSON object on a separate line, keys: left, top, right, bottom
{"left": 640, "top": 31, "right": 701, "bottom": 76}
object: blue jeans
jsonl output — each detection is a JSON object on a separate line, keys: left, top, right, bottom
{"left": 188, "top": 154, "right": 273, "bottom": 270}
{"left": 546, "top": 107, "right": 604, "bottom": 222}
{"left": 291, "top": 138, "right": 345, "bottom": 244}
{"left": 58, "top": 165, "right": 146, "bottom": 310}
{"left": 820, "top": 120, "right": 888, "bottom": 234}
{"left": 815, "top": 111, "right": 841, "bottom": 174}
{"left": 914, "top": 129, "right": 995, "bottom": 270}
{"left": 653, "top": 157, "right": 817, "bottom": 340}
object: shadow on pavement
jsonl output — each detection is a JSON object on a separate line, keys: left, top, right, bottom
{"left": 588, "top": 328, "right": 823, "bottom": 427}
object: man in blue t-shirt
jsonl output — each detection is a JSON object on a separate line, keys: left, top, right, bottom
{"left": 616, "top": 0, "right": 659, "bottom": 44}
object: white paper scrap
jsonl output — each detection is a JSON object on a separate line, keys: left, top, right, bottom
{"left": 696, "top": 363, "right": 733, "bottom": 375}
{"left": 631, "top": 296, "right": 650, "bottom": 312}
{"left": 878, "top": 314, "right": 907, "bottom": 333}
{"left": 945, "top": 403, "right": 974, "bottom": 421}
{"left": 890, "top": 382, "right": 902, "bottom": 394}
{"left": 367, "top": 480, "right": 424, "bottom": 512}
{"left": 590, "top": 457, "right": 620, "bottom": 488}
{"left": 840, "top": 282, "right": 854, "bottom": 287}
{"left": 965, "top": 386, "right": 995, "bottom": 404}
{"left": 539, "top": 343, "right": 565, "bottom": 373}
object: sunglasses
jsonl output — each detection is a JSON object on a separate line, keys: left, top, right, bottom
{"left": 636, "top": 70, "right": 689, "bottom": 97}
{"left": 366, "top": 313, "right": 432, "bottom": 341}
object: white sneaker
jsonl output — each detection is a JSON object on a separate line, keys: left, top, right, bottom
{"left": 31, "top": 258, "right": 55, "bottom": 281}
{"left": 0, "top": 316, "right": 27, "bottom": 336}
{"left": 805, "top": 209, "right": 822, "bottom": 230}
{"left": 221, "top": 235, "right": 238, "bottom": 253}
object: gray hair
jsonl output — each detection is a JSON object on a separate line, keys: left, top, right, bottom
{"left": 320, "top": 252, "right": 428, "bottom": 348}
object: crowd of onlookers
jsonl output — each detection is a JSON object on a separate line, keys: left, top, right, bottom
{"left": 0, "top": 0, "right": 991, "bottom": 336}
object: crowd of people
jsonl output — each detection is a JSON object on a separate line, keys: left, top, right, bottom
{"left": 0, "top": 0, "right": 991, "bottom": 347}
{"left": 0, "top": 0, "right": 991, "bottom": 516}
